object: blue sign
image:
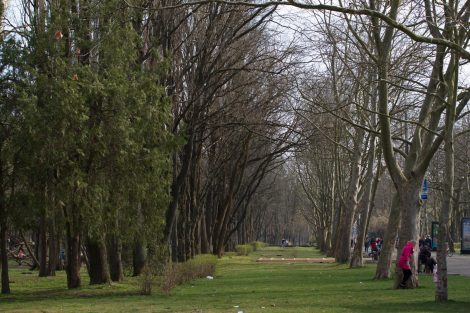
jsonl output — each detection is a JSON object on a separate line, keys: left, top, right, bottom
{"left": 421, "top": 178, "right": 428, "bottom": 200}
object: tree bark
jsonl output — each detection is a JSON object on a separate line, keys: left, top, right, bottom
{"left": 46, "top": 184, "right": 57, "bottom": 276}
{"left": 65, "top": 224, "right": 81, "bottom": 289}
{"left": 38, "top": 213, "right": 48, "bottom": 277}
{"left": 335, "top": 129, "right": 364, "bottom": 263}
{"left": 0, "top": 222, "right": 10, "bottom": 294}
{"left": 108, "top": 236, "right": 123, "bottom": 282}
{"left": 200, "top": 207, "right": 210, "bottom": 254}
{"left": 375, "top": 195, "right": 400, "bottom": 278}
{"left": 394, "top": 179, "right": 423, "bottom": 288}
{"left": 30, "top": 231, "right": 39, "bottom": 270}
{"left": 435, "top": 50, "right": 458, "bottom": 302}
{"left": 86, "top": 237, "right": 110, "bottom": 285}
{"left": 164, "top": 136, "right": 193, "bottom": 245}
{"left": 350, "top": 139, "right": 378, "bottom": 267}
{"left": 47, "top": 220, "right": 57, "bottom": 276}
{"left": 132, "top": 241, "right": 146, "bottom": 276}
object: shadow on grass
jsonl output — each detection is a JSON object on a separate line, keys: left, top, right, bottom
{"left": 343, "top": 300, "right": 470, "bottom": 313}
{"left": 0, "top": 287, "right": 143, "bottom": 303}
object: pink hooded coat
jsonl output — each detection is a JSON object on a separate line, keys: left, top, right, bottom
{"left": 398, "top": 242, "right": 414, "bottom": 270}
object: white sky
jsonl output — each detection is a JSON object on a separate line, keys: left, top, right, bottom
{"left": 3, "top": 0, "right": 470, "bottom": 87}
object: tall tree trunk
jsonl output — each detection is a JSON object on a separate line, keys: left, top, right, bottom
{"left": 375, "top": 195, "right": 400, "bottom": 279}
{"left": 30, "top": 231, "right": 39, "bottom": 270}
{"left": 86, "top": 238, "right": 110, "bottom": 285}
{"left": 184, "top": 203, "right": 192, "bottom": 261}
{"left": 0, "top": 222, "right": 10, "bottom": 294}
{"left": 325, "top": 164, "right": 335, "bottom": 256}
{"left": 108, "top": 236, "right": 123, "bottom": 282}
{"left": 65, "top": 223, "right": 81, "bottom": 289}
{"left": 170, "top": 217, "right": 178, "bottom": 262}
{"left": 329, "top": 142, "right": 341, "bottom": 258}
{"left": 132, "top": 241, "right": 146, "bottom": 276}
{"left": 350, "top": 141, "right": 378, "bottom": 267}
{"left": 394, "top": 179, "right": 423, "bottom": 288}
{"left": 0, "top": 158, "right": 9, "bottom": 294}
{"left": 325, "top": 226, "right": 332, "bottom": 253}
{"left": 164, "top": 136, "right": 193, "bottom": 244}
{"left": 200, "top": 208, "right": 210, "bottom": 254}
{"left": 47, "top": 219, "right": 57, "bottom": 276}
{"left": 436, "top": 51, "right": 458, "bottom": 302}
{"left": 178, "top": 213, "right": 187, "bottom": 261}
{"left": 46, "top": 183, "right": 57, "bottom": 276}
{"left": 335, "top": 129, "right": 364, "bottom": 263}
{"left": 214, "top": 201, "right": 234, "bottom": 257}
{"left": 38, "top": 213, "right": 48, "bottom": 277}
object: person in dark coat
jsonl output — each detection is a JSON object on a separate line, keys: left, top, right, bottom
{"left": 418, "top": 245, "right": 431, "bottom": 273}
{"left": 424, "top": 235, "right": 432, "bottom": 248}
{"left": 419, "top": 236, "right": 425, "bottom": 248}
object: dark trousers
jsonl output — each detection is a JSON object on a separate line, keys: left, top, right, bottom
{"left": 401, "top": 269, "right": 412, "bottom": 286}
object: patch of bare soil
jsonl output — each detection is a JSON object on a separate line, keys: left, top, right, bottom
{"left": 256, "top": 257, "right": 335, "bottom": 263}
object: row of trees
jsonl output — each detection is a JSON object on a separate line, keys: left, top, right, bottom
{"left": 0, "top": 0, "right": 301, "bottom": 294}
{"left": 0, "top": 0, "right": 181, "bottom": 291}
{"left": 280, "top": 0, "right": 470, "bottom": 302}
{"left": 1, "top": 0, "right": 469, "bottom": 304}
{"left": 156, "top": 2, "right": 298, "bottom": 261}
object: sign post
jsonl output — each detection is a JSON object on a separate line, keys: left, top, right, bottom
{"left": 421, "top": 178, "right": 428, "bottom": 200}
{"left": 461, "top": 218, "right": 470, "bottom": 255}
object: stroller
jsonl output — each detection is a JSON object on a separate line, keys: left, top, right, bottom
{"left": 368, "top": 239, "right": 380, "bottom": 260}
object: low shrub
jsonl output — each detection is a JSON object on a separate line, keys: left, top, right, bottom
{"left": 250, "top": 241, "right": 267, "bottom": 251}
{"left": 140, "top": 265, "right": 155, "bottom": 295}
{"left": 160, "top": 254, "right": 217, "bottom": 294}
{"left": 235, "top": 244, "right": 253, "bottom": 256}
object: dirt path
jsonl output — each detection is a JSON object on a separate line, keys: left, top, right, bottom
{"left": 256, "top": 252, "right": 470, "bottom": 277}
{"left": 256, "top": 257, "right": 335, "bottom": 263}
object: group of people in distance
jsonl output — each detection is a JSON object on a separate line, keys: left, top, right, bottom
{"left": 364, "top": 237, "right": 383, "bottom": 260}
{"left": 397, "top": 235, "right": 437, "bottom": 288}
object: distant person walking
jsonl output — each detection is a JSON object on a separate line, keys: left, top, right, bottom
{"left": 398, "top": 240, "right": 415, "bottom": 288}
{"left": 418, "top": 244, "right": 431, "bottom": 273}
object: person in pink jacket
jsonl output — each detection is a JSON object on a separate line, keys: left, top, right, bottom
{"left": 398, "top": 240, "right": 415, "bottom": 288}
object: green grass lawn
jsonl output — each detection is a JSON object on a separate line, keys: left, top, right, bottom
{"left": 1, "top": 246, "right": 469, "bottom": 312}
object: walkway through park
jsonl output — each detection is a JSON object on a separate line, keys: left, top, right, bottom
{"left": 444, "top": 253, "right": 470, "bottom": 277}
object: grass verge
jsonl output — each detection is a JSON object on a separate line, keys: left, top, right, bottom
{"left": 1, "top": 246, "right": 469, "bottom": 312}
